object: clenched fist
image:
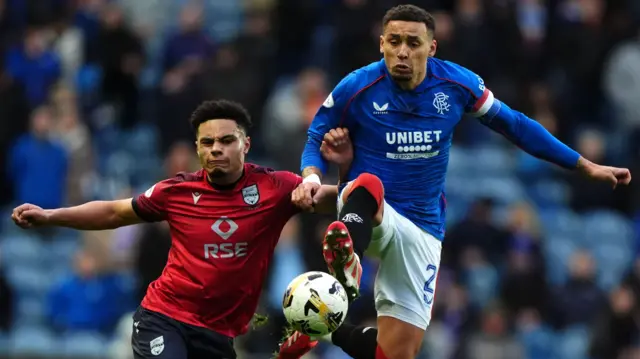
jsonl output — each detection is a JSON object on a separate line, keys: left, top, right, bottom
{"left": 11, "top": 204, "right": 50, "bottom": 229}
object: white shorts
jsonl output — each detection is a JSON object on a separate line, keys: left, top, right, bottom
{"left": 338, "top": 185, "right": 442, "bottom": 330}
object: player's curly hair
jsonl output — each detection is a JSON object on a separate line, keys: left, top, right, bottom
{"left": 189, "top": 99, "right": 253, "bottom": 135}
{"left": 382, "top": 4, "right": 436, "bottom": 34}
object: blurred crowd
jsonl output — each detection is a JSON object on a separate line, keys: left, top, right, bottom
{"left": 1, "top": 0, "right": 640, "bottom": 358}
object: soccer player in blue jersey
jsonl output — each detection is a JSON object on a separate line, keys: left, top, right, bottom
{"left": 278, "top": 4, "right": 632, "bottom": 359}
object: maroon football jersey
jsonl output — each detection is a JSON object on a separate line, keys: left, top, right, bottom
{"left": 131, "top": 163, "right": 302, "bottom": 337}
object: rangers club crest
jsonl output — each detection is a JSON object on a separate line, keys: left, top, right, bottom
{"left": 242, "top": 184, "right": 260, "bottom": 205}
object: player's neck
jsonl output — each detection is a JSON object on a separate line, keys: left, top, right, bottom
{"left": 207, "top": 169, "right": 244, "bottom": 190}
{"left": 396, "top": 70, "right": 427, "bottom": 91}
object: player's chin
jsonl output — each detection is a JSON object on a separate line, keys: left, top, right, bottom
{"left": 209, "top": 168, "right": 228, "bottom": 178}
{"left": 391, "top": 73, "right": 413, "bottom": 82}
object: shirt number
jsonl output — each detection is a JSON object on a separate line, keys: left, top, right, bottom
{"left": 423, "top": 264, "right": 438, "bottom": 305}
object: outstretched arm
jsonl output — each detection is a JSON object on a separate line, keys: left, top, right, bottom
{"left": 12, "top": 199, "right": 144, "bottom": 230}
{"left": 13, "top": 179, "right": 174, "bottom": 230}
{"left": 473, "top": 97, "right": 580, "bottom": 169}
{"left": 474, "top": 98, "right": 631, "bottom": 186}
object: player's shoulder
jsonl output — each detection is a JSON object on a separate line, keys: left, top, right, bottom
{"left": 149, "top": 170, "right": 204, "bottom": 192}
{"left": 429, "top": 57, "right": 485, "bottom": 96}
{"left": 328, "top": 59, "right": 386, "bottom": 103}
{"left": 244, "top": 163, "right": 301, "bottom": 190}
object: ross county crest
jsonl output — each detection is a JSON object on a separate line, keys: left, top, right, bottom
{"left": 150, "top": 336, "right": 164, "bottom": 356}
{"left": 433, "top": 92, "right": 450, "bottom": 115}
{"left": 242, "top": 184, "right": 260, "bottom": 205}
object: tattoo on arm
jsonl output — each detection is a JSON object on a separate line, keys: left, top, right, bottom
{"left": 302, "top": 166, "right": 322, "bottom": 179}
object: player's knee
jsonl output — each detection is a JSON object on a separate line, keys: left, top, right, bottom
{"left": 377, "top": 342, "right": 420, "bottom": 359}
{"left": 350, "top": 173, "right": 384, "bottom": 208}
{"left": 377, "top": 316, "right": 424, "bottom": 359}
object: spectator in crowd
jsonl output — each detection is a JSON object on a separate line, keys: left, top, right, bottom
{"left": 7, "top": 105, "right": 68, "bottom": 211}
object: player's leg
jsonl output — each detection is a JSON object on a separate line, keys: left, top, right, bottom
{"left": 324, "top": 172, "right": 385, "bottom": 301}
{"left": 331, "top": 205, "right": 441, "bottom": 359}
{"left": 183, "top": 323, "right": 237, "bottom": 359}
{"left": 278, "top": 181, "right": 399, "bottom": 359}
{"left": 131, "top": 307, "right": 189, "bottom": 359}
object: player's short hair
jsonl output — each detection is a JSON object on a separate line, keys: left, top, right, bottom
{"left": 189, "top": 100, "right": 252, "bottom": 135}
{"left": 382, "top": 4, "right": 435, "bottom": 34}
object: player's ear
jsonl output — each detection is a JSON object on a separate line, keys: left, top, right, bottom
{"left": 429, "top": 38, "right": 437, "bottom": 57}
{"left": 243, "top": 136, "right": 251, "bottom": 155}
{"left": 379, "top": 35, "right": 384, "bottom": 54}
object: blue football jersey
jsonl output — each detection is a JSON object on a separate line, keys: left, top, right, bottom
{"left": 301, "top": 58, "right": 498, "bottom": 240}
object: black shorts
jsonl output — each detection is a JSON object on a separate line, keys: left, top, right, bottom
{"left": 131, "top": 307, "right": 236, "bottom": 359}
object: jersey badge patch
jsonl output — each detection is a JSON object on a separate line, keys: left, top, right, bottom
{"left": 242, "top": 184, "right": 260, "bottom": 205}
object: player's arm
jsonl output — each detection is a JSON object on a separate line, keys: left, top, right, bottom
{"left": 457, "top": 67, "right": 579, "bottom": 169}
{"left": 45, "top": 199, "right": 143, "bottom": 229}
{"left": 313, "top": 185, "right": 340, "bottom": 215}
{"left": 466, "top": 84, "right": 630, "bottom": 185}
{"left": 12, "top": 180, "right": 172, "bottom": 231}
{"left": 300, "top": 72, "right": 357, "bottom": 184}
{"left": 469, "top": 93, "right": 580, "bottom": 169}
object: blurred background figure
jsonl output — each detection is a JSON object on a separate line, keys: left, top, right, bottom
{"left": 0, "top": 0, "right": 638, "bottom": 358}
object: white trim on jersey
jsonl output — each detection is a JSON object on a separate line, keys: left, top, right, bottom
{"left": 469, "top": 89, "right": 495, "bottom": 117}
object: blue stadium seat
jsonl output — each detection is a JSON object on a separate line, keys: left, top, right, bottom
{"left": 0, "top": 333, "right": 8, "bottom": 354}
{"left": 6, "top": 265, "right": 51, "bottom": 296}
{"left": 543, "top": 237, "right": 578, "bottom": 285}
{"left": 527, "top": 179, "right": 571, "bottom": 210}
{"left": 518, "top": 325, "right": 557, "bottom": 359}
{"left": 468, "top": 146, "right": 515, "bottom": 175}
{"left": 105, "top": 151, "right": 136, "bottom": 180}
{"left": 9, "top": 325, "right": 59, "bottom": 356}
{"left": 471, "top": 175, "right": 526, "bottom": 204}
{"left": 16, "top": 294, "right": 46, "bottom": 325}
{"left": 582, "top": 210, "right": 634, "bottom": 248}
{"left": 47, "top": 237, "right": 80, "bottom": 267}
{"left": 592, "top": 242, "right": 633, "bottom": 291}
{"left": 554, "top": 326, "right": 590, "bottom": 359}
{"left": 447, "top": 146, "right": 474, "bottom": 176}
{"left": 444, "top": 176, "right": 474, "bottom": 202}
{"left": 539, "top": 208, "right": 583, "bottom": 240}
{"left": 0, "top": 233, "right": 44, "bottom": 266}
{"left": 62, "top": 332, "right": 110, "bottom": 358}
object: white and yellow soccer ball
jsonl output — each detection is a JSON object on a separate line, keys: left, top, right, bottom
{"left": 282, "top": 271, "right": 349, "bottom": 336}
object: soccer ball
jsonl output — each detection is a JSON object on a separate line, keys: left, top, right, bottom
{"left": 282, "top": 271, "right": 349, "bottom": 336}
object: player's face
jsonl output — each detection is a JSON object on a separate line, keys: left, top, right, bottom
{"left": 380, "top": 21, "right": 436, "bottom": 88}
{"left": 196, "top": 119, "right": 250, "bottom": 184}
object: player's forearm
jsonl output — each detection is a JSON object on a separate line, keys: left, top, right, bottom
{"left": 313, "top": 185, "right": 339, "bottom": 215}
{"left": 488, "top": 102, "right": 580, "bottom": 169}
{"left": 45, "top": 200, "right": 141, "bottom": 230}
{"left": 300, "top": 138, "right": 328, "bottom": 178}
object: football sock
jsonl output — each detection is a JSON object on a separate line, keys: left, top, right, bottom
{"left": 339, "top": 187, "right": 378, "bottom": 258}
{"left": 331, "top": 323, "right": 378, "bottom": 359}
{"left": 376, "top": 345, "right": 390, "bottom": 359}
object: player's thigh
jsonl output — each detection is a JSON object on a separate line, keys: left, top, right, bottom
{"left": 131, "top": 307, "right": 188, "bottom": 359}
{"left": 373, "top": 209, "right": 442, "bottom": 330}
{"left": 185, "top": 325, "right": 236, "bottom": 359}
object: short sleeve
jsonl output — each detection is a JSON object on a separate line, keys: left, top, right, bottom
{"left": 131, "top": 180, "right": 172, "bottom": 222}
{"left": 275, "top": 171, "right": 303, "bottom": 194}
{"left": 273, "top": 171, "right": 303, "bottom": 215}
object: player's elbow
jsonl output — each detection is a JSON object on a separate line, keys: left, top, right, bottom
{"left": 112, "top": 199, "right": 142, "bottom": 227}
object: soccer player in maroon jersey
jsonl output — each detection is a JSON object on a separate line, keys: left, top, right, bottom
{"left": 11, "top": 100, "right": 342, "bottom": 359}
